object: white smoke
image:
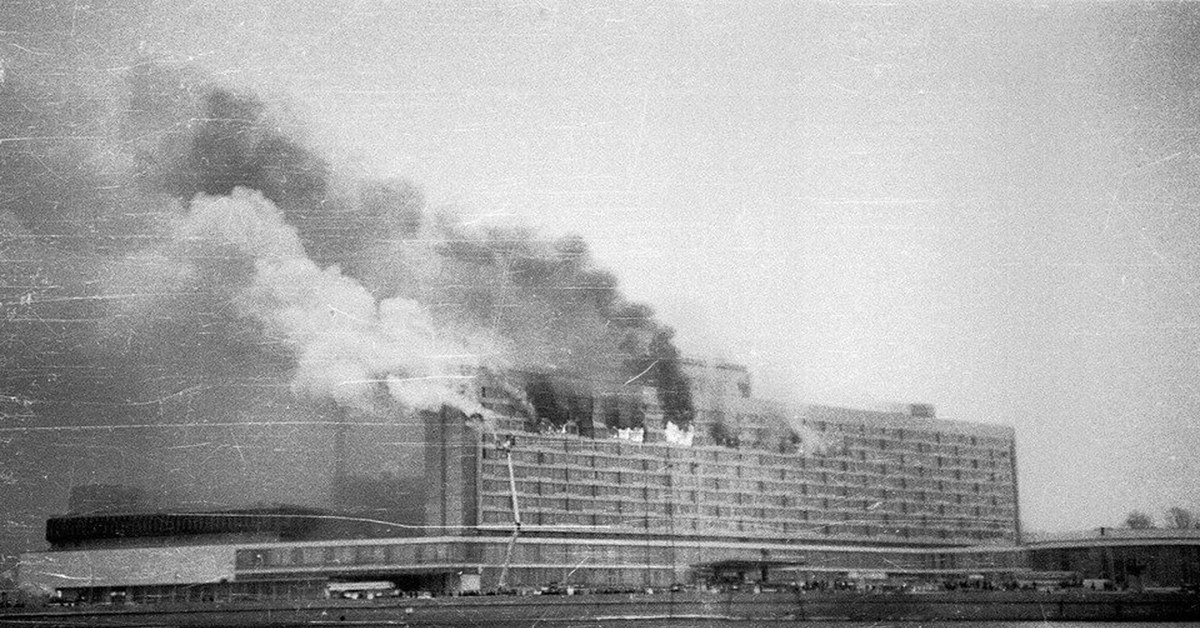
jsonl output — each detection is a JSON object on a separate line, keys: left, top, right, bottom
{"left": 663, "top": 421, "right": 694, "bottom": 446}
{"left": 177, "top": 188, "right": 496, "bottom": 414}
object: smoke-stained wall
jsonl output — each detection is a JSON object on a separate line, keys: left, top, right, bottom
{"left": 515, "top": 370, "right": 654, "bottom": 437}
{"left": 331, "top": 402, "right": 430, "bottom": 536}
{"left": 423, "top": 407, "right": 477, "bottom": 536}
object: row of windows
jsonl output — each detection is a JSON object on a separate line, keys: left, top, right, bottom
{"left": 478, "top": 509, "right": 1012, "bottom": 541}
{"left": 693, "top": 409, "right": 1002, "bottom": 440}
{"left": 235, "top": 539, "right": 1023, "bottom": 576}
{"left": 799, "top": 419, "right": 1010, "bottom": 448}
{"left": 695, "top": 415, "right": 1011, "bottom": 448}
{"left": 479, "top": 476, "right": 1016, "bottom": 510}
{"left": 481, "top": 462, "right": 1012, "bottom": 499}
{"left": 481, "top": 457, "right": 1010, "bottom": 497}
{"left": 696, "top": 430, "right": 1011, "bottom": 464}
{"left": 236, "top": 543, "right": 466, "bottom": 569}
{"left": 830, "top": 436, "right": 1010, "bottom": 457}
{"left": 480, "top": 430, "right": 1011, "bottom": 472}
{"left": 484, "top": 445, "right": 1010, "bottom": 477}
{"left": 488, "top": 460, "right": 1009, "bottom": 485}
{"left": 491, "top": 496, "right": 1017, "bottom": 521}
{"left": 478, "top": 480, "right": 1015, "bottom": 515}
{"left": 478, "top": 496, "right": 1015, "bottom": 528}
{"left": 482, "top": 567, "right": 676, "bottom": 588}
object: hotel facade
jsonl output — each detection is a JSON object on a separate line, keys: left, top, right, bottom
{"left": 20, "top": 360, "right": 1026, "bottom": 601}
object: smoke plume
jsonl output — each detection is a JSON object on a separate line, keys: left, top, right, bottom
{"left": 0, "top": 56, "right": 693, "bottom": 562}
{"left": 174, "top": 188, "right": 490, "bottom": 414}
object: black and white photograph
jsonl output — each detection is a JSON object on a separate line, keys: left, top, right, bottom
{"left": 1, "top": 1, "right": 1199, "bottom": 625}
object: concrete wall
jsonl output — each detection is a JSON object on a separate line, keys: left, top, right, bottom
{"left": 19, "top": 545, "right": 235, "bottom": 590}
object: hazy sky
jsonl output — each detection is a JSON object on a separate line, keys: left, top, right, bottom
{"left": 3, "top": 0, "right": 1200, "bottom": 539}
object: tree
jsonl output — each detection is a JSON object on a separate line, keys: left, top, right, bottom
{"left": 1164, "top": 506, "right": 1195, "bottom": 530}
{"left": 1124, "top": 510, "right": 1154, "bottom": 529}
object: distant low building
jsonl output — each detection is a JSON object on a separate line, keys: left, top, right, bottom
{"left": 1025, "top": 528, "right": 1200, "bottom": 588}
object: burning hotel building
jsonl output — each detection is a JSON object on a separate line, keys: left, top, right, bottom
{"left": 20, "top": 359, "right": 1023, "bottom": 601}
{"left": 4, "top": 61, "right": 1026, "bottom": 602}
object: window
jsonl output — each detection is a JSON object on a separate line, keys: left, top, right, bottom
{"left": 271, "top": 549, "right": 294, "bottom": 566}
{"left": 301, "top": 548, "right": 324, "bottom": 565}
{"left": 357, "top": 546, "right": 387, "bottom": 564}
{"left": 237, "top": 550, "right": 267, "bottom": 569}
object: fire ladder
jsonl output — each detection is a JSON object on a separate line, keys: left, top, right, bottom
{"left": 495, "top": 435, "right": 522, "bottom": 590}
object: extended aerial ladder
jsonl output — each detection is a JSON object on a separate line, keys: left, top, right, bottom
{"left": 495, "top": 435, "right": 522, "bottom": 591}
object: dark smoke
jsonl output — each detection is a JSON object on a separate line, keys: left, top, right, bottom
{"left": 424, "top": 228, "right": 694, "bottom": 428}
